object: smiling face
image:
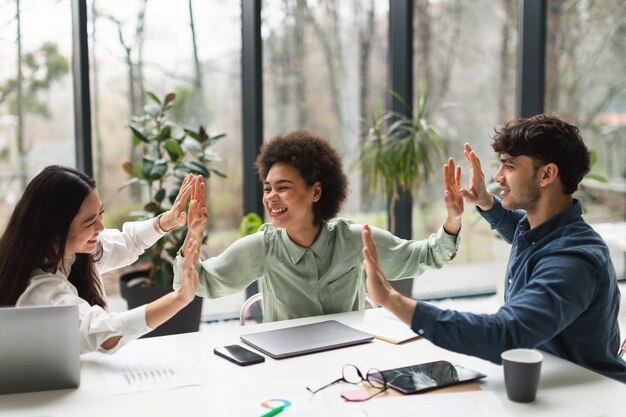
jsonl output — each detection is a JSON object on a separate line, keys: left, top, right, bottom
{"left": 65, "top": 189, "right": 105, "bottom": 258}
{"left": 262, "top": 162, "right": 321, "bottom": 230}
{"left": 493, "top": 154, "right": 541, "bottom": 211}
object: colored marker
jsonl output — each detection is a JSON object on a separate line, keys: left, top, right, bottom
{"left": 259, "top": 405, "right": 285, "bottom": 417}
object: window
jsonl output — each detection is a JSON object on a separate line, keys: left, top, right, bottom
{"left": 0, "top": 0, "right": 74, "bottom": 230}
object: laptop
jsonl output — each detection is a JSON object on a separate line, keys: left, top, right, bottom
{"left": 0, "top": 305, "right": 80, "bottom": 394}
{"left": 240, "top": 320, "right": 374, "bottom": 359}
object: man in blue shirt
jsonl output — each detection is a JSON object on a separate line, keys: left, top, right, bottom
{"left": 362, "top": 114, "right": 626, "bottom": 383}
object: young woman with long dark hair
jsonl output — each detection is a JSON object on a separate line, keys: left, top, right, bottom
{"left": 0, "top": 165, "right": 200, "bottom": 353}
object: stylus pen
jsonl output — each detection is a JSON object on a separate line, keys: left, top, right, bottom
{"left": 259, "top": 405, "right": 285, "bottom": 417}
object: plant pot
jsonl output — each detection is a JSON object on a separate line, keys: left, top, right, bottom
{"left": 119, "top": 269, "right": 203, "bottom": 338}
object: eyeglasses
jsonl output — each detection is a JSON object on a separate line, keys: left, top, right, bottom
{"left": 306, "top": 364, "right": 388, "bottom": 402}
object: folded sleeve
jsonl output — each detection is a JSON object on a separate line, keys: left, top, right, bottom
{"left": 17, "top": 274, "right": 152, "bottom": 354}
{"left": 352, "top": 224, "right": 459, "bottom": 281}
{"left": 173, "top": 232, "right": 267, "bottom": 298}
{"left": 96, "top": 219, "right": 164, "bottom": 274}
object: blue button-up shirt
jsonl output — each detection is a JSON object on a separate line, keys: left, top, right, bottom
{"left": 411, "top": 197, "right": 626, "bottom": 383}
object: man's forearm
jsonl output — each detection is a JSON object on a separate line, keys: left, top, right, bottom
{"left": 381, "top": 292, "right": 418, "bottom": 326}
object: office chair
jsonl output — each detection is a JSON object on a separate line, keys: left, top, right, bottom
{"left": 239, "top": 293, "right": 379, "bottom": 326}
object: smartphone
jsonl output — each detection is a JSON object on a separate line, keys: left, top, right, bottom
{"left": 213, "top": 344, "right": 265, "bottom": 366}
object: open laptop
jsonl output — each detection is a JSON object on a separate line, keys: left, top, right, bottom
{"left": 240, "top": 320, "right": 373, "bottom": 359}
{"left": 0, "top": 305, "right": 80, "bottom": 395}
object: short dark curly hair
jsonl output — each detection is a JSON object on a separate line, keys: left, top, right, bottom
{"left": 491, "top": 114, "right": 590, "bottom": 195}
{"left": 256, "top": 130, "right": 348, "bottom": 224}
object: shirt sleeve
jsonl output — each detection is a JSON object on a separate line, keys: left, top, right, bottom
{"left": 17, "top": 274, "right": 152, "bottom": 354}
{"left": 355, "top": 224, "right": 459, "bottom": 281}
{"left": 410, "top": 253, "right": 598, "bottom": 364}
{"left": 477, "top": 196, "right": 526, "bottom": 244}
{"left": 96, "top": 219, "right": 165, "bottom": 274}
{"left": 173, "top": 231, "right": 267, "bottom": 298}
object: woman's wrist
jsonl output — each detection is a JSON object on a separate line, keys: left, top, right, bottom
{"left": 442, "top": 215, "right": 461, "bottom": 236}
{"left": 155, "top": 212, "right": 175, "bottom": 233}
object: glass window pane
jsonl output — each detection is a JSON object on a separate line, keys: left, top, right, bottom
{"left": 545, "top": 0, "right": 626, "bottom": 276}
{"left": 88, "top": 1, "right": 242, "bottom": 302}
{"left": 411, "top": 0, "right": 518, "bottom": 298}
{"left": 0, "top": 0, "right": 74, "bottom": 230}
{"left": 262, "top": 0, "right": 389, "bottom": 226}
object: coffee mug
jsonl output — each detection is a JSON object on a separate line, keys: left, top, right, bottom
{"left": 501, "top": 348, "right": 543, "bottom": 402}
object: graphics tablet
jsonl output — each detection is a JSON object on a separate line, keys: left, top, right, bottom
{"left": 369, "top": 360, "right": 486, "bottom": 394}
{"left": 240, "top": 320, "right": 373, "bottom": 359}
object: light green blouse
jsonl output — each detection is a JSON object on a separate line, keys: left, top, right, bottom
{"left": 173, "top": 219, "right": 458, "bottom": 322}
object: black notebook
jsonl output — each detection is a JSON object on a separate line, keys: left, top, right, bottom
{"left": 240, "top": 320, "right": 373, "bottom": 359}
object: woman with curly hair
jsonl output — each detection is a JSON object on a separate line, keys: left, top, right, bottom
{"left": 175, "top": 130, "right": 463, "bottom": 322}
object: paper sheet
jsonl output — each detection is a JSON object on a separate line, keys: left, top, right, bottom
{"left": 353, "top": 314, "right": 420, "bottom": 344}
{"left": 227, "top": 381, "right": 329, "bottom": 417}
{"left": 98, "top": 348, "right": 205, "bottom": 394}
{"left": 362, "top": 391, "right": 513, "bottom": 417}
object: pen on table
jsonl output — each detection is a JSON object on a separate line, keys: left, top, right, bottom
{"left": 259, "top": 405, "right": 285, "bottom": 417}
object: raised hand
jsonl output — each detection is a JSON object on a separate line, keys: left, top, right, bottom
{"left": 361, "top": 225, "right": 395, "bottom": 308}
{"left": 459, "top": 143, "right": 494, "bottom": 211}
{"left": 176, "top": 236, "right": 200, "bottom": 304}
{"left": 443, "top": 158, "right": 464, "bottom": 219}
{"left": 158, "top": 174, "right": 194, "bottom": 231}
{"left": 187, "top": 175, "right": 209, "bottom": 235}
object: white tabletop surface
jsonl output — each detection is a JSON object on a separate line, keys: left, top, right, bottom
{"left": 1, "top": 308, "right": 625, "bottom": 416}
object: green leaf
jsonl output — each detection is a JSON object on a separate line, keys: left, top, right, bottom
{"left": 207, "top": 132, "right": 226, "bottom": 145}
{"left": 210, "top": 167, "right": 227, "bottom": 178}
{"left": 184, "top": 160, "right": 210, "bottom": 177}
{"left": 164, "top": 139, "right": 184, "bottom": 161}
{"left": 144, "top": 202, "right": 160, "bottom": 213}
{"left": 141, "top": 156, "right": 156, "bottom": 179}
{"left": 149, "top": 159, "right": 168, "bottom": 180}
{"left": 183, "top": 128, "right": 204, "bottom": 142}
{"left": 146, "top": 92, "right": 161, "bottom": 105}
{"left": 129, "top": 126, "right": 149, "bottom": 144}
{"left": 239, "top": 213, "right": 263, "bottom": 237}
{"left": 160, "top": 125, "right": 172, "bottom": 141}
{"left": 203, "top": 149, "right": 223, "bottom": 162}
{"left": 155, "top": 188, "right": 166, "bottom": 202}
{"left": 116, "top": 177, "right": 142, "bottom": 191}
{"left": 131, "top": 162, "right": 145, "bottom": 180}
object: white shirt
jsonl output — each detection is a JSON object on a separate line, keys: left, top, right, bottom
{"left": 17, "top": 219, "right": 165, "bottom": 354}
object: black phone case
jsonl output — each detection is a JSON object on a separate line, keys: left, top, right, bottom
{"left": 214, "top": 345, "right": 265, "bottom": 366}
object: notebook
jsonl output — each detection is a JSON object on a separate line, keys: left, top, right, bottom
{"left": 240, "top": 320, "right": 374, "bottom": 359}
{"left": 0, "top": 305, "right": 80, "bottom": 395}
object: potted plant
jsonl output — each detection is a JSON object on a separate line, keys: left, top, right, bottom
{"left": 355, "top": 91, "right": 447, "bottom": 235}
{"left": 118, "top": 91, "right": 226, "bottom": 337}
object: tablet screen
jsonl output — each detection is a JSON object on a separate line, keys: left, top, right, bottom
{"left": 369, "top": 360, "right": 486, "bottom": 394}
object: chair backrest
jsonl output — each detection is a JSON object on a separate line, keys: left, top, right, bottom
{"left": 239, "top": 293, "right": 379, "bottom": 326}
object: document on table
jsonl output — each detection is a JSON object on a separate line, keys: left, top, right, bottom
{"left": 353, "top": 313, "right": 420, "bottom": 344}
{"left": 228, "top": 381, "right": 328, "bottom": 417}
{"left": 362, "top": 391, "right": 513, "bottom": 417}
{"left": 98, "top": 348, "right": 205, "bottom": 394}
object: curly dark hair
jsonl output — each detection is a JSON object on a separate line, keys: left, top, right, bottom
{"left": 491, "top": 114, "right": 590, "bottom": 195}
{"left": 256, "top": 130, "right": 348, "bottom": 224}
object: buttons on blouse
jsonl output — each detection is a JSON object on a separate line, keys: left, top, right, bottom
{"left": 418, "top": 329, "right": 424, "bottom": 335}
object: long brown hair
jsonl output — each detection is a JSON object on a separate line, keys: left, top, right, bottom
{"left": 0, "top": 165, "right": 105, "bottom": 307}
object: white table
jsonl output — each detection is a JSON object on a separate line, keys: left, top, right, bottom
{"left": 1, "top": 308, "right": 625, "bottom": 416}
